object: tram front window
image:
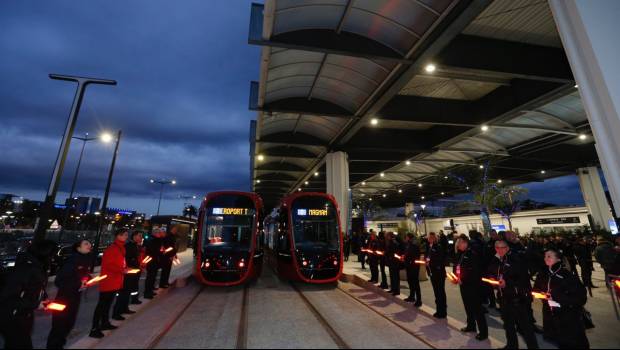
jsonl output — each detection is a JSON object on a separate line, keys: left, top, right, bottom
{"left": 291, "top": 197, "right": 340, "bottom": 251}
{"left": 202, "top": 195, "right": 256, "bottom": 253}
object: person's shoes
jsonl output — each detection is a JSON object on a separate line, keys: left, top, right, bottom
{"left": 433, "top": 312, "right": 447, "bottom": 319}
{"left": 590, "top": 285, "right": 599, "bottom": 288}
{"left": 361, "top": 267, "right": 366, "bottom": 270}
{"left": 159, "top": 284, "right": 170, "bottom": 289}
{"left": 460, "top": 327, "right": 476, "bottom": 333}
{"left": 144, "top": 294, "right": 154, "bottom": 299}
{"left": 391, "top": 292, "right": 400, "bottom": 296}
{"left": 112, "top": 315, "right": 126, "bottom": 321}
{"left": 380, "top": 284, "right": 389, "bottom": 289}
{"left": 414, "top": 301, "right": 422, "bottom": 307}
{"left": 121, "top": 309, "right": 136, "bottom": 315}
{"left": 476, "top": 334, "right": 488, "bottom": 341}
{"left": 404, "top": 297, "right": 414, "bottom": 302}
{"left": 89, "top": 329, "right": 105, "bottom": 338}
{"left": 368, "top": 279, "right": 377, "bottom": 283}
{"left": 101, "top": 324, "right": 118, "bottom": 331}
{"left": 131, "top": 299, "right": 143, "bottom": 305}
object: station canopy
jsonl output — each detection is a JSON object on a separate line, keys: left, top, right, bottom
{"left": 248, "top": 0, "right": 598, "bottom": 209}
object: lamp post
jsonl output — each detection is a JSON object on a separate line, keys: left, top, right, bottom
{"left": 34, "top": 74, "right": 116, "bottom": 243}
{"left": 150, "top": 179, "right": 176, "bottom": 216}
{"left": 91, "top": 130, "right": 122, "bottom": 271}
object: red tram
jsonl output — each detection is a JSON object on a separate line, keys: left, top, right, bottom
{"left": 264, "top": 192, "right": 343, "bottom": 284}
{"left": 195, "top": 191, "right": 263, "bottom": 286}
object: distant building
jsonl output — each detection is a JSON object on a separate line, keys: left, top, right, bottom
{"left": 64, "top": 196, "right": 102, "bottom": 214}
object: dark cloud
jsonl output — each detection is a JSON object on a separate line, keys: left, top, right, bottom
{"left": 0, "top": 0, "right": 259, "bottom": 215}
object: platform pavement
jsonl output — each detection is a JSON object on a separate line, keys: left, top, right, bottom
{"left": 343, "top": 257, "right": 620, "bottom": 349}
{"left": 0, "top": 249, "right": 196, "bottom": 349}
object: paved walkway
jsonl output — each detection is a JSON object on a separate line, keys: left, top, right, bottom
{"left": 343, "top": 257, "right": 620, "bottom": 349}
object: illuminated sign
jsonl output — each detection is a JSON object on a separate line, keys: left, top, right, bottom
{"left": 297, "top": 209, "right": 328, "bottom": 216}
{"left": 212, "top": 208, "right": 252, "bottom": 215}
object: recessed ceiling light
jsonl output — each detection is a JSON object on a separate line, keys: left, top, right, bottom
{"left": 304, "top": 181, "right": 309, "bottom": 185}
{"left": 421, "top": 196, "right": 425, "bottom": 199}
{"left": 425, "top": 64, "right": 436, "bottom": 73}
{"left": 441, "top": 192, "right": 445, "bottom": 195}
{"left": 481, "top": 125, "right": 489, "bottom": 132}
{"left": 298, "top": 188, "right": 302, "bottom": 191}
{"left": 541, "top": 170, "right": 546, "bottom": 174}
{"left": 444, "top": 176, "right": 448, "bottom": 179}
{"left": 370, "top": 118, "right": 379, "bottom": 126}
{"left": 314, "top": 172, "right": 319, "bottom": 177}
{"left": 257, "top": 154, "right": 264, "bottom": 161}
{"left": 497, "top": 179, "right": 503, "bottom": 183}
{"left": 479, "top": 165, "right": 484, "bottom": 169}
{"left": 382, "top": 194, "right": 386, "bottom": 198}
{"left": 256, "top": 180, "right": 261, "bottom": 184}
{"left": 579, "top": 134, "right": 587, "bottom": 140}
{"left": 380, "top": 173, "right": 385, "bottom": 177}
{"left": 406, "top": 160, "right": 411, "bottom": 166}
{"left": 418, "top": 183, "right": 423, "bottom": 188}
{"left": 362, "top": 182, "right": 366, "bottom": 186}
{"left": 398, "top": 189, "right": 402, "bottom": 193}
{"left": 369, "top": 198, "right": 373, "bottom": 201}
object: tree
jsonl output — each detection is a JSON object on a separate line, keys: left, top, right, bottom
{"left": 183, "top": 205, "right": 197, "bottom": 219}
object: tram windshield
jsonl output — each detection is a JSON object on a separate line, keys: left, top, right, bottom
{"left": 203, "top": 195, "right": 256, "bottom": 252}
{"left": 291, "top": 196, "right": 340, "bottom": 251}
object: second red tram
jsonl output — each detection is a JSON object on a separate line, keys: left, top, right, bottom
{"left": 264, "top": 192, "right": 343, "bottom": 284}
{"left": 195, "top": 191, "right": 263, "bottom": 286}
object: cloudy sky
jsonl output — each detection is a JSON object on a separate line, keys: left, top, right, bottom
{"left": 0, "top": 0, "right": 587, "bottom": 217}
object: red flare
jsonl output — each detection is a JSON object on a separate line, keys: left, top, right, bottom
{"left": 481, "top": 277, "right": 500, "bottom": 286}
{"left": 414, "top": 260, "right": 426, "bottom": 265}
{"left": 46, "top": 302, "right": 66, "bottom": 311}
{"left": 532, "top": 292, "right": 549, "bottom": 300}
{"left": 86, "top": 275, "right": 107, "bottom": 286}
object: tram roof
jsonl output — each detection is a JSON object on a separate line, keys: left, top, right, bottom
{"left": 248, "top": 0, "right": 598, "bottom": 208}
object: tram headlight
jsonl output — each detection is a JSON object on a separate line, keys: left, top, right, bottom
{"left": 239, "top": 260, "right": 245, "bottom": 268}
{"left": 203, "top": 260, "right": 210, "bottom": 269}
{"left": 302, "top": 260, "right": 308, "bottom": 267}
{"left": 333, "top": 260, "right": 338, "bottom": 266}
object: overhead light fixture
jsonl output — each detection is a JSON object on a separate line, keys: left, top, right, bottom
{"left": 298, "top": 188, "right": 302, "bottom": 192}
{"left": 421, "top": 196, "right": 425, "bottom": 200}
{"left": 380, "top": 173, "right": 385, "bottom": 177}
{"left": 370, "top": 118, "right": 379, "bottom": 126}
{"left": 481, "top": 125, "right": 489, "bottom": 132}
{"left": 256, "top": 180, "right": 261, "bottom": 184}
{"left": 540, "top": 170, "right": 546, "bottom": 174}
{"left": 578, "top": 134, "right": 587, "bottom": 140}
{"left": 425, "top": 64, "right": 436, "bottom": 73}
{"left": 314, "top": 172, "right": 319, "bottom": 177}
{"left": 304, "top": 181, "right": 309, "bottom": 185}
{"left": 466, "top": 186, "right": 470, "bottom": 190}
{"left": 361, "top": 193, "right": 365, "bottom": 197}
{"left": 441, "top": 192, "right": 445, "bottom": 195}
{"left": 361, "top": 182, "right": 366, "bottom": 186}
{"left": 444, "top": 176, "right": 448, "bottom": 179}
{"left": 497, "top": 179, "right": 503, "bottom": 184}
{"left": 257, "top": 154, "right": 265, "bottom": 161}
{"left": 406, "top": 160, "right": 411, "bottom": 166}
{"left": 369, "top": 198, "right": 373, "bottom": 201}
{"left": 382, "top": 194, "right": 386, "bottom": 198}
{"left": 398, "top": 189, "right": 402, "bottom": 193}
{"left": 574, "top": 84, "right": 579, "bottom": 88}
{"left": 418, "top": 183, "right": 423, "bottom": 188}
{"left": 479, "top": 165, "right": 484, "bottom": 169}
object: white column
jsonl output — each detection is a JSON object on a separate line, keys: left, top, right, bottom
{"left": 577, "top": 167, "right": 614, "bottom": 229}
{"left": 326, "top": 152, "right": 350, "bottom": 236}
{"left": 550, "top": 0, "right": 620, "bottom": 214}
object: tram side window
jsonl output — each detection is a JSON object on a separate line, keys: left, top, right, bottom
{"left": 278, "top": 209, "right": 290, "bottom": 252}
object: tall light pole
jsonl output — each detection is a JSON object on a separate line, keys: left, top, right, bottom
{"left": 34, "top": 74, "right": 116, "bottom": 242}
{"left": 92, "top": 130, "right": 122, "bottom": 271}
{"left": 150, "top": 179, "right": 176, "bottom": 216}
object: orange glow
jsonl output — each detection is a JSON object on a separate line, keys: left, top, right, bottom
{"left": 86, "top": 275, "right": 107, "bottom": 286}
{"left": 482, "top": 278, "right": 500, "bottom": 286}
{"left": 46, "top": 302, "right": 66, "bottom": 312}
{"left": 532, "top": 292, "right": 549, "bottom": 300}
{"left": 614, "top": 280, "right": 620, "bottom": 290}
{"left": 302, "top": 260, "right": 308, "bottom": 267}
{"left": 394, "top": 254, "right": 404, "bottom": 261}
{"left": 414, "top": 260, "right": 426, "bottom": 265}
{"left": 239, "top": 261, "right": 245, "bottom": 268}
{"left": 375, "top": 251, "right": 384, "bottom": 256}
{"left": 142, "top": 256, "right": 152, "bottom": 265}
{"left": 447, "top": 272, "right": 459, "bottom": 283}
{"left": 164, "top": 247, "right": 173, "bottom": 254}
{"left": 173, "top": 257, "right": 181, "bottom": 266}
{"left": 127, "top": 269, "right": 140, "bottom": 274}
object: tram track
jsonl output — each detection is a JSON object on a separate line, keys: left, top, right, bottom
{"left": 236, "top": 285, "right": 250, "bottom": 349}
{"left": 290, "top": 282, "right": 351, "bottom": 349}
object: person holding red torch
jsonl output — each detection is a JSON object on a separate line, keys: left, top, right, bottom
{"left": 533, "top": 249, "right": 589, "bottom": 349}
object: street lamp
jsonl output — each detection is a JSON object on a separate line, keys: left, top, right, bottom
{"left": 151, "top": 179, "right": 176, "bottom": 216}
{"left": 34, "top": 74, "right": 116, "bottom": 242}
{"left": 92, "top": 130, "right": 123, "bottom": 271}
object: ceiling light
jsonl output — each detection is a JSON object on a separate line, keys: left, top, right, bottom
{"left": 421, "top": 196, "right": 425, "bottom": 200}
{"left": 257, "top": 154, "right": 265, "bottom": 161}
{"left": 540, "top": 170, "right": 546, "bottom": 174}
{"left": 370, "top": 118, "right": 379, "bottom": 126}
{"left": 304, "top": 181, "right": 309, "bottom": 185}
{"left": 380, "top": 173, "right": 385, "bottom": 177}
{"left": 369, "top": 198, "right": 373, "bottom": 201}
{"left": 361, "top": 193, "right": 365, "bottom": 197}
{"left": 481, "top": 125, "right": 489, "bottom": 132}
{"left": 382, "top": 194, "right": 386, "bottom": 198}
{"left": 425, "top": 64, "right": 436, "bottom": 73}
{"left": 441, "top": 192, "right": 445, "bottom": 195}
{"left": 298, "top": 188, "right": 302, "bottom": 192}
{"left": 256, "top": 180, "right": 261, "bottom": 184}
{"left": 406, "top": 160, "right": 411, "bottom": 166}
{"left": 314, "top": 172, "right": 319, "bottom": 177}
{"left": 361, "top": 182, "right": 366, "bottom": 186}
{"left": 444, "top": 176, "right": 448, "bottom": 179}
{"left": 418, "top": 183, "right": 422, "bottom": 188}
{"left": 497, "top": 179, "right": 503, "bottom": 184}
{"left": 479, "top": 165, "right": 484, "bottom": 169}
{"left": 579, "top": 134, "right": 587, "bottom": 140}
{"left": 398, "top": 189, "right": 402, "bottom": 193}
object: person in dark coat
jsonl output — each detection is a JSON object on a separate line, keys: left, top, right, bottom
{"left": 487, "top": 239, "right": 538, "bottom": 349}
{"left": 343, "top": 235, "right": 351, "bottom": 262}
{"left": 533, "top": 249, "right": 589, "bottom": 349}
{"left": 404, "top": 233, "right": 422, "bottom": 306}
{"left": 159, "top": 227, "right": 178, "bottom": 288}
{"left": 426, "top": 232, "right": 447, "bottom": 318}
{"left": 483, "top": 230, "right": 499, "bottom": 309}
{"left": 358, "top": 230, "right": 370, "bottom": 269}
{"left": 112, "top": 231, "right": 143, "bottom": 319}
{"left": 386, "top": 232, "right": 402, "bottom": 296}
{"left": 377, "top": 231, "right": 389, "bottom": 290}
{"left": 0, "top": 240, "right": 55, "bottom": 349}
{"left": 46, "top": 240, "right": 93, "bottom": 349}
{"left": 90, "top": 229, "right": 128, "bottom": 339}
{"left": 367, "top": 231, "right": 379, "bottom": 283}
{"left": 144, "top": 228, "right": 163, "bottom": 299}
{"left": 574, "top": 237, "right": 596, "bottom": 289}
{"left": 453, "top": 234, "right": 488, "bottom": 341}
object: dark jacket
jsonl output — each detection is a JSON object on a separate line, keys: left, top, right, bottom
{"left": 385, "top": 238, "right": 403, "bottom": 268}
{"left": 454, "top": 248, "right": 482, "bottom": 287}
{"left": 533, "top": 262, "right": 587, "bottom": 310}
{"left": 404, "top": 240, "right": 421, "bottom": 269}
{"left": 125, "top": 240, "right": 141, "bottom": 269}
{"left": 487, "top": 251, "right": 531, "bottom": 302}
{"left": 54, "top": 252, "right": 91, "bottom": 298}
{"left": 145, "top": 236, "right": 163, "bottom": 265}
{"left": 0, "top": 252, "right": 47, "bottom": 319}
{"left": 161, "top": 234, "right": 178, "bottom": 264}
{"left": 426, "top": 243, "right": 446, "bottom": 278}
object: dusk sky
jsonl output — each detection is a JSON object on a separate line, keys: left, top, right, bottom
{"left": 0, "top": 0, "right": 587, "bottom": 217}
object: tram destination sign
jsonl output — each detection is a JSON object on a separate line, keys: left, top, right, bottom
{"left": 297, "top": 209, "right": 328, "bottom": 216}
{"left": 536, "top": 217, "right": 580, "bottom": 225}
{"left": 212, "top": 208, "right": 254, "bottom": 215}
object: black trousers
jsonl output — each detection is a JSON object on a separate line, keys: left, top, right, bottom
{"left": 92, "top": 291, "right": 117, "bottom": 330}
{"left": 500, "top": 298, "right": 539, "bottom": 349}
{"left": 113, "top": 289, "right": 130, "bottom": 317}
{"left": 580, "top": 265, "right": 593, "bottom": 287}
{"left": 554, "top": 308, "right": 590, "bottom": 349}
{"left": 160, "top": 259, "right": 172, "bottom": 288}
{"left": 0, "top": 313, "right": 34, "bottom": 349}
{"left": 145, "top": 263, "right": 160, "bottom": 296}
{"left": 369, "top": 258, "right": 379, "bottom": 282}
{"left": 358, "top": 253, "right": 366, "bottom": 269}
{"left": 379, "top": 259, "right": 388, "bottom": 288}
{"left": 47, "top": 292, "right": 81, "bottom": 349}
{"left": 460, "top": 285, "right": 488, "bottom": 336}
{"left": 406, "top": 266, "right": 421, "bottom": 302}
{"left": 430, "top": 274, "right": 447, "bottom": 315}
{"left": 389, "top": 265, "right": 400, "bottom": 294}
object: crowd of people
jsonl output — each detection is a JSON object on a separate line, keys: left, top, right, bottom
{"left": 0, "top": 226, "right": 179, "bottom": 349}
{"left": 353, "top": 228, "right": 620, "bottom": 349}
